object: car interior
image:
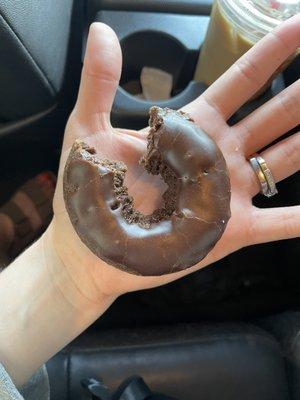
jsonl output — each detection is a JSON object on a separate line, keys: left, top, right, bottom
{"left": 0, "top": 1, "right": 299, "bottom": 399}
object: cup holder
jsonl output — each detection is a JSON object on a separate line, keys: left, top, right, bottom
{"left": 112, "top": 30, "right": 206, "bottom": 128}
{"left": 120, "top": 30, "right": 196, "bottom": 97}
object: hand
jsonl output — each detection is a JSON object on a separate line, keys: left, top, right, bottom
{"left": 48, "top": 16, "right": 300, "bottom": 301}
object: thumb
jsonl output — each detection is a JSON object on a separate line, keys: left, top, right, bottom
{"left": 74, "top": 22, "right": 122, "bottom": 130}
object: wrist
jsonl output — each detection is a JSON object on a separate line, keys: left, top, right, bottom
{"left": 43, "top": 220, "right": 116, "bottom": 309}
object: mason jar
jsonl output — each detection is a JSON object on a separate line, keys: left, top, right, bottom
{"left": 194, "top": 0, "right": 300, "bottom": 86}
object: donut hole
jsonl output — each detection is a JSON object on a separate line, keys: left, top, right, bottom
{"left": 203, "top": 169, "right": 209, "bottom": 175}
{"left": 126, "top": 173, "right": 168, "bottom": 215}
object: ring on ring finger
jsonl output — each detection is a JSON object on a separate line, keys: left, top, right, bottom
{"left": 249, "top": 154, "right": 278, "bottom": 198}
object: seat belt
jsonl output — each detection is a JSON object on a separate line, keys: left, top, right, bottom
{"left": 81, "top": 376, "right": 177, "bottom": 400}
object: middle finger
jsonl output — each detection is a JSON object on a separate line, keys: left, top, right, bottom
{"left": 235, "top": 79, "right": 300, "bottom": 155}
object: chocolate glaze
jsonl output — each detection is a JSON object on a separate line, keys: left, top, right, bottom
{"left": 63, "top": 107, "right": 231, "bottom": 276}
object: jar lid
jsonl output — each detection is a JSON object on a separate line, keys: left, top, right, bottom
{"left": 220, "top": 0, "right": 300, "bottom": 42}
{"left": 254, "top": 0, "right": 300, "bottom": 20}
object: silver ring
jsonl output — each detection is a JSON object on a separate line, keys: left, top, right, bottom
{"left": 249, "top": 154, "right": 278, "bottom": 197}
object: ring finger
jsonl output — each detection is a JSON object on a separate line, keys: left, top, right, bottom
{"left": 249, "top": 131, "right": 300, "bottom": 196}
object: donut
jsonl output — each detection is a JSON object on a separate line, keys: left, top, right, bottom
{"left": 63, "top": 107, "right": 231, "bottom": 276}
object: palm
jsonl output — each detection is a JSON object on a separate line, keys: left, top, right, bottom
{"left": 51, "top": 19, "right": 299, "bottom": 297}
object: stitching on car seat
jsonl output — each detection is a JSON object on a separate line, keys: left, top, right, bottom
{"left": 71, "top": 333, "right": 282, "bottom": 354}
{"left": 0, "top": 13, "right": 56, "bottom": 96}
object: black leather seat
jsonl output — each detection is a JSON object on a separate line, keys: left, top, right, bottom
{"left": 0, "top": 0, "right": 73, "bottom": 121}
{"left": 47, "top": 311, "right": 300, "bottom": 400}
{"left": 257, "top": 312, "right": 300, "bottom": 400}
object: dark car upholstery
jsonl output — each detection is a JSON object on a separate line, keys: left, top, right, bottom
{"left": 47, "top": 312, "right": 300, "bottom": 400}
{"left": 0, "top": 0, "right": 73, "bottom": 120}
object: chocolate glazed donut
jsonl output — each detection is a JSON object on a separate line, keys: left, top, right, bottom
{"left": 63, "top": 107, "right": 231, "bottom": 276}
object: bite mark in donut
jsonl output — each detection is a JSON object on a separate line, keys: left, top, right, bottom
{"left": 63, "top": 107, "right": 231, "bottom": 276}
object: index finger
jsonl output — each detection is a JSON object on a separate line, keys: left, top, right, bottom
{"left": 201, "top": 14, "right": 300, "bottom": 121}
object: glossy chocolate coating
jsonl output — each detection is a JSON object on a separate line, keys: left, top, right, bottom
{"left": 63, "top": 107, "right": 231, "bottom": 276}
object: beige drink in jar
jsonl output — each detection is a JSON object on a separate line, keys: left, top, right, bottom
{"left": 195, "top": 0, "right": 300, "bottom": 86}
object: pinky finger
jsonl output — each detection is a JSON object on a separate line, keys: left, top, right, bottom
{"left": 250, "top": 206, "right": 300, "bottom": 243}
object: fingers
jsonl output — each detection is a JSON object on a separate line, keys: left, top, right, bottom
{"left": 259, "top": 132, "right": 300, "bottom": 182}
{"left": 236, "top": 79, "right": 300, "bottom": 155}
{"left": 74, "top": 22, "right": 122, "bottom": 130}
{"left": 199, "top": 14, "right": 300, "bottom": 121}
{"left": 250, "top": 205, "right": 300, "bottom": 244}
{"left": 249, "top": 132, "right": 300, "bottom": 196}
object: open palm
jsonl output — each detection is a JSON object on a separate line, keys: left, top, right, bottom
{"left": 49, "top": 18, "right": 300, "bottom": 299}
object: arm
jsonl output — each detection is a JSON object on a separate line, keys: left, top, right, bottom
{"left": 0, "top": 229, "right": 114, "bottom": 387}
